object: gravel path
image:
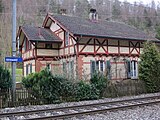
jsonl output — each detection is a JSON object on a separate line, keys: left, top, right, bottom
{"left": 69, "top": 103, "right": 160, "bottom": 120}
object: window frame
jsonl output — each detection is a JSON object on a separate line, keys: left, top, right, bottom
{"left": 30, "top": 63, "right": 32, "bottom": 73}
{"left": 65, "top": 31, "right": 69, "bottom": 46}
{"left": 24, "top": 37, "right": 27, "bottom": 52}
{"left": 63, "top": 62, "right": 67, "bottom": 74}
{"left": 91, "top": 60, "right": 105, "bottom": 77}
{"left": 26, "top": 64, "right": 28, "bottom": 75}
{"left": 28, "top": 42, "right": 32, "bottom": 50}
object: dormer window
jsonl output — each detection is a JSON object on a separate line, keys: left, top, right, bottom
{"left": 65, "top": 31, "right": 69, "bottom": 46}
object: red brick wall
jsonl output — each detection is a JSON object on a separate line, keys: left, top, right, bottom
{"left": 77, "top": 55, "right": 83, "bottom": 79}
{"left": 36, "top": 60, "right": 43, "bottom": 72}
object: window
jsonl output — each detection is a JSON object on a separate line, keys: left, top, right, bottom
{"left": 45, "top": 44, "right": 52, "bottom": 49}
{"left": 26, "top": 64, "right": 28, "bottom": 75}
{"left": 126, "top": 60, "right": 131, "bottom": 78}
{"left": 24, "top": 37, "right": 27, "bottom": 51}
{"left": 68, "top": 60, "right": 74, "bottom": 78}
{"left": 46, "top": 63, "right": 51, "bottom": 71}
{"left": 126, "top": 60, "right": 138, "bottom": 79}
{"left": 28, "top": 42, "right": 32, "bottom": 50}
{"left": 70, "top": 61, "right": 74, "bottom": 74}
{"left": 96, "top": 60, "right": 104, "bottom": 72}
{"left": 26, "top": 63, "right": 33, "bottom": 76}
{"left": 91, "top": 60, "right": 105, "bottom": 77}
{"left": 65, "top": 32, "right": 69, "bottom": 46}
{"left": 30, "top": 63, "right": 32, "bottom": 73}
{"left": 106, "top": 60, "right": 111, "bottom": 79}
{"left": 63, "top": 62, "right": 67, "bottom": 74}
{"left": 91, "top": 60, "right": 96, "bottom": 77}
{"left": 96, "top": 60, "right": 105, "bottom": 72}
{"left": 130, "top": 60, "right": 138, "bottom": 79}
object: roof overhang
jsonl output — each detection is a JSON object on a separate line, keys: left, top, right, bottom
{"left": 30, "top": 39, "right": 63, "bottom": 43}
{"left": 74, "top": 33, "right": 160, "bottom": 42}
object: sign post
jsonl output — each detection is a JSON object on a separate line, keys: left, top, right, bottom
{"left": 5, "top": 57, "right": 23, "bottom": 62}
{"left": 5, "top": 56, "right": 23, "bottom": 103}
{"left": 11, "top": 0, "right": 17, "bottom": 102}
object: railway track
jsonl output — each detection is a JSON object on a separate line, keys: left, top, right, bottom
{"left": 0, "top": 95, "right": 160, "bottom": 120}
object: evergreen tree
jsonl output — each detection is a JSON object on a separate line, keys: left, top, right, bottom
{"left": 74, "top": 0, "right": 91, "bottom": 18}
{"left": 139, "top": 42, "right": 160, "bottom": 93}
{"left": 112, "top": 0, "right": 121, "bottom": 19}
{"left": 0, "top": 64, "right": 11, "bottom": 89}
{"left": 143, "top": 8, "right": 152, "bottom": 28}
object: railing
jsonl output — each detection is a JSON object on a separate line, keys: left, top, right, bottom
{"left": 0, "top": 88, "right": 52, "bottom": 109}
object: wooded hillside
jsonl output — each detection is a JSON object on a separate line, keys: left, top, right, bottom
{"left": 0, "top": 0, "right": 160, "bottom": 66}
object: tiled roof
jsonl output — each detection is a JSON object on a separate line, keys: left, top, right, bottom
{"left": 51, "top": 14, "right": 159, "bottom": 41}
{"left": 21, "top": 25, "right": 61, "bottom": 42}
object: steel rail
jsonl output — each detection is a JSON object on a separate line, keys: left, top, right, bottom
{"left": 0, "top": 95, "right": 160, "bottom": 119}
{"left": 25, "top": 100, "right": 160, "bottom": 120}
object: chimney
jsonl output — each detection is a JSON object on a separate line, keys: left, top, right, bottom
{"left": 60, "top": 8, "right": 67, "bottom": 15}
{"left": 89, "top": 9, "right": 98, "bottom": 21}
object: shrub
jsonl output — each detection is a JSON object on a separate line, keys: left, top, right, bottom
{"left": 75, "top": 81, "right": 99, "bottom": 101}
{"left": 0, "top": 64, "right": 11, "bottom": 89}
{"left": 90, "top": 72, "right": 108, "bottom": 97}
{"left": 22, "top": 69, "right": 107, "bottom": 103}
{"left": 22, "top": 68, "right": 75, "bottom": 102}
{"left": 139, "top": 42, "right": 160, "bottom": 93}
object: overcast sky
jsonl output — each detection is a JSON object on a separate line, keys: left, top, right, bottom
{"left": 119, "top": 0, "right": 159, "bottom": 5}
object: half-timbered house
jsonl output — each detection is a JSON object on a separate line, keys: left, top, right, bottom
{"left": 17, "top": 9, "right": 159, "bottom": 80}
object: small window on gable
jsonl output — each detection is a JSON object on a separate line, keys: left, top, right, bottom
{"left": 24, "top": 37, "right": 27, "bottom": 51}
{"left": 28, "top": 42, "right": 32, "bottom": 50}
{"left": 45, "top": 43, "right": 52, "bottom": 49}
{"left": 65, "top": 31, "right": 69, "bottom": 46}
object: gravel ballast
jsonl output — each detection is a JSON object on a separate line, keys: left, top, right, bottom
{"left": 0, "top": 92, "right": 160, "bottom": 120}
{"left": 69, "top": 103, "right": 160, "bottom": 120}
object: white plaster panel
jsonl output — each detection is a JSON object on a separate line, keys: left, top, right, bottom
{"left": 120, "top": 47, "right": 129, "bottom": 53}
{"left": 50, "top": 22, "right": 60, "bottom": 32}
{"left": 108, "top": 39, "right": 118, "bottom": 46}
{"left": 37, "top": 49, "right": 58, "bottom": 56}
{"left": 108, "top": 46, "right": 118, "bottom": 53}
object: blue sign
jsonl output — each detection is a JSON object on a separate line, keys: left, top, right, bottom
{"left": 5, "top": 57, "right": 23, "bottom": 62}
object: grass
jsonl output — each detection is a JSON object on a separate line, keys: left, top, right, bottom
{"left": 16, "top": 69, "right": 23, "bottom": 82}
{"left": 9, "top": 68, "right": 23, "bottom": 82}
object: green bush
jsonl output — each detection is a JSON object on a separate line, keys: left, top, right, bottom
{"left": 22, "top": 68, "right": 75, "bottom": 102}
{"left": 75, "top": 81, "right": 99, "bottom": 101}
{"left": 22, "top": 68, "right": 107, "bottom": 103}
{"left": 0, "top": 64, "right": 11, "bottom": 89}
{"left": 90, "top": 72, "right": 108, "bottom": 97}
{"left": 139, "top": 42, "right": 160, "bottom": 93}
